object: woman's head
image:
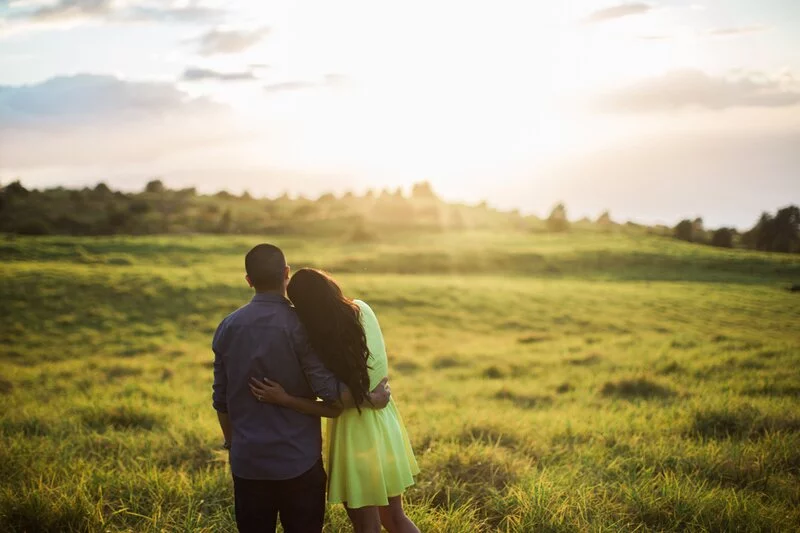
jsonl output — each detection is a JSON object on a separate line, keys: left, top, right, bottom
{"left": 287, "top": 268, "right": 370, "bottom": 408}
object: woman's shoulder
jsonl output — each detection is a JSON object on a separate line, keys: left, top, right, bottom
{"left": 353, "top": 299, "right": 377, "bottom": 319}
{"left": 353, "top": 299, "right": 371, "bottom": 312}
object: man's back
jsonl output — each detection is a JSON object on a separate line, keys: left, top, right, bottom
{"left": 212, "top": 292, "right": 340, "bottom": 480}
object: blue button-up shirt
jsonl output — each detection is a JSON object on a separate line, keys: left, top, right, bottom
{"left": 212, "top": 292, "right": 341, "bottom": 480}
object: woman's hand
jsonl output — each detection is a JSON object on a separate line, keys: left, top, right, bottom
{"left": 249, "top": 377, "right": 290, "bottom": 405}
{"left": 368, "top": 377, "right": 391, "bottom": 408}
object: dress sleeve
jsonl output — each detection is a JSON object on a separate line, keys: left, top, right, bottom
{"left": 357, "top": 300, "right": 389, "bottom": 373}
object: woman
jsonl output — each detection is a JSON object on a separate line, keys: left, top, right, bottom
{"left": 249, "top": 268, "right": 420, "bottom": 533}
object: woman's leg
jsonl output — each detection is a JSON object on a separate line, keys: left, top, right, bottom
{"left": 345, "top": 504, "right": 382, "bottom": 533}
{"left": 378, "top": 496, "right": 420, "bottom": 533}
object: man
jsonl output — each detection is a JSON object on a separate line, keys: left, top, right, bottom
{"left": 212, "top": 243, "right": 390, "bottom": 533}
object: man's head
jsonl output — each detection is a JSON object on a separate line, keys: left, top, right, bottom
{"left": 245, "top": 244, "right": 289, "bottom": 293}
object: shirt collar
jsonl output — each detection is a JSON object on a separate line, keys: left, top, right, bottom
{"left": 251, "top": 292, "right": 291, "bottom": 305}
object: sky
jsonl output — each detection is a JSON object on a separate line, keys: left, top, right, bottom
{"left": 0, "top": 0, "right": 799, "bottom": 228}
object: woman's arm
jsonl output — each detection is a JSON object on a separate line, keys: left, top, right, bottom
{"left": 250, "top": 378, "right": 343, "bottom": 418}
{"left": 339, "top": 378, "right": 391, "bottom": 408}
{"left": 249, "top": 377, "right": 390, "bottom": 416}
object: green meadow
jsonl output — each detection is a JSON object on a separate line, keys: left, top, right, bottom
{"left": 1, "top": 230, "right": 799, "bottom": 532}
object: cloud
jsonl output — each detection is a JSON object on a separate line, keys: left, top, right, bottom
{"left": 0, "top": 73, "right": 227, "bottom": 123}
{"left": 637, "top": 34, "right": 670, "bottom": 41}
{"left": 264, "top": 74, "right": 348, "bottom": 93}
{"left": 707, "top": 25, "right": 769, "bottom": 37}
{"left": 26, "top": 0, "right": 113, "bottom": 23}
{"left": 193, "top": 27, "right": 269, "bottom": 56}
{"left": 182, "top": 67, "right": 257, "bottom": 82}
{"left": 584, "top": 3, "right": 652, "bottom": 24}
{"left": 0, "top": 74, "right": 239, "bottom": 167}
{"left": 595, "top": 69, "right": 800, "bottom": 112}
{"left": 125, "top": 3, "right": 221, "bottom": 24}
{"left": 1, "top": 0, "right": 223, "bottom": 35}
{"left": 264, "top": 81, "right": 317, "bottom": 93}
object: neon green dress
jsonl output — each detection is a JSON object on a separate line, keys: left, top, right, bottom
{"left": 325, "top": 300, "right": 420, "bottom": 508}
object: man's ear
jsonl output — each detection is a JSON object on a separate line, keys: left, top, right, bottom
{"left": 284, "top": 265, "right": 290, "bottom": 280}
{"left": 245, "top": 275, "right": 254, "bottom": 288}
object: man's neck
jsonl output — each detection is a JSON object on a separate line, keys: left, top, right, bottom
{"left": 255, "top": 289, "right": 286, "bottom": 298}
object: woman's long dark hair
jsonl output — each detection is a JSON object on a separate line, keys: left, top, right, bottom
{"left": 287, "top": 268, "right": 371, "bottom": 409}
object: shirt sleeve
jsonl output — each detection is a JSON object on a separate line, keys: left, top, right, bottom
{"left": 292, "top": 323, "right": 345, "bottom": 404}
{"left": 211, "top": 319, "right": 228, "bottom": 413}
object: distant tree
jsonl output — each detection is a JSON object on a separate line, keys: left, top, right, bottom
{"left": 240, "top": 190, "right": 253, "bottom": 201}
{"left": 710, "top": 228, "right": 734, "bottom": 248}
{"left": 597, "top": 210, "right": 612, "bottom": 226}
{"left": 129, "top": 199, "right": 152, "bottom": 215}
{"left": 107, "top": 209, "right": 130, "bottom": 232}
{"left": 317, "top": 192, "right": 336, "bottom": 203}
{"left": 771, "top": 205, "right": 800, "bottom": 253}
{"left": 293, "top": 203, "right": 318, "bottom": 218}
{"left": 215, "top": 190, "right": 234, "bottom": 200}
{"left": 349, "top": 216, "right": 375, "bottom": 242}
{"left": 674, "top": 219, "right": 694, "bottom": 242}
{"left": 94, "top": 182, "right": 111, "bottom": 194}
{"left": 743, "top": 212, "right": 770, "bottom": 250}
{"left": 217, "top": 209, "right": 233, "bottom": 233}
{"left": 16, "top": 219, "right": 51, "bottom": 235}
{"left": 363, "top": 189, "right": 375, "bottom": 200}
{"left": 411, "top": 181, "right": 439, "bottom": 201}
{"left": 546, "top": 203, "right": 569, "bottom": 232}
{"left": 144, "top": 179, "right": 165, "bottom": 194}
{"left": 54, "top": 214, "right": 90, "bottom": 235}
{"left": 69, "top": 190, "right": 85, "bottom": 206}
{"left": 743, "top": 206, "right": 800, "bottom": 253}
{"left": 3, "top": 180, "right": 29, "bottom": 197}
{"left": 692, "top": 217, "right": 706, "bottom": 243}
{"left": 449, "top": 207, "right": 466, "bottom": 230}
{"left": 373, "top": 187, "right": 414, "bottom": 222}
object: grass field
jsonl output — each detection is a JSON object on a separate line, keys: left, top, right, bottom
{"left": 2, "top": 230, "right": 799, "bottom": 532}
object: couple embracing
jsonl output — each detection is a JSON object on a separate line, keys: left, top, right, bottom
{"left": 212, "top": 244, "right": 420, "bottom": 533}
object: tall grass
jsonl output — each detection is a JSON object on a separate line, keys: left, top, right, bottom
{"left": 2, "top": 231, "right": 799, "bottom": 531}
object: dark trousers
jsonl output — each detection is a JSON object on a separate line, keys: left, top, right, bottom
{"left": 233, "top": 459, "right": 327, "bottom": 533}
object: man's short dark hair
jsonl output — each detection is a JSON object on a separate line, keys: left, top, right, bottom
{"left": 245, "top": 244, "right": 286, "bottom": 291}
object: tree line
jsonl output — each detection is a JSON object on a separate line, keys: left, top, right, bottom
{"left": 0, "top": 180, "right": 513, "bottom": 238}
{"left": 1, "top": 179, "right": 797, "bottom": 253}
{"left": 672, "top": 206, "right": 799, "bottom": 254}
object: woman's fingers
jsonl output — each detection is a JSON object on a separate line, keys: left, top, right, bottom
{"left": 252, "top": 377, "right": 280, "bottom": 387}
{"left": 250, "top": 377, "right": 279, "bottom": 390}
{"left": 263, "top": 378, "right": 285, "bottom": 390}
